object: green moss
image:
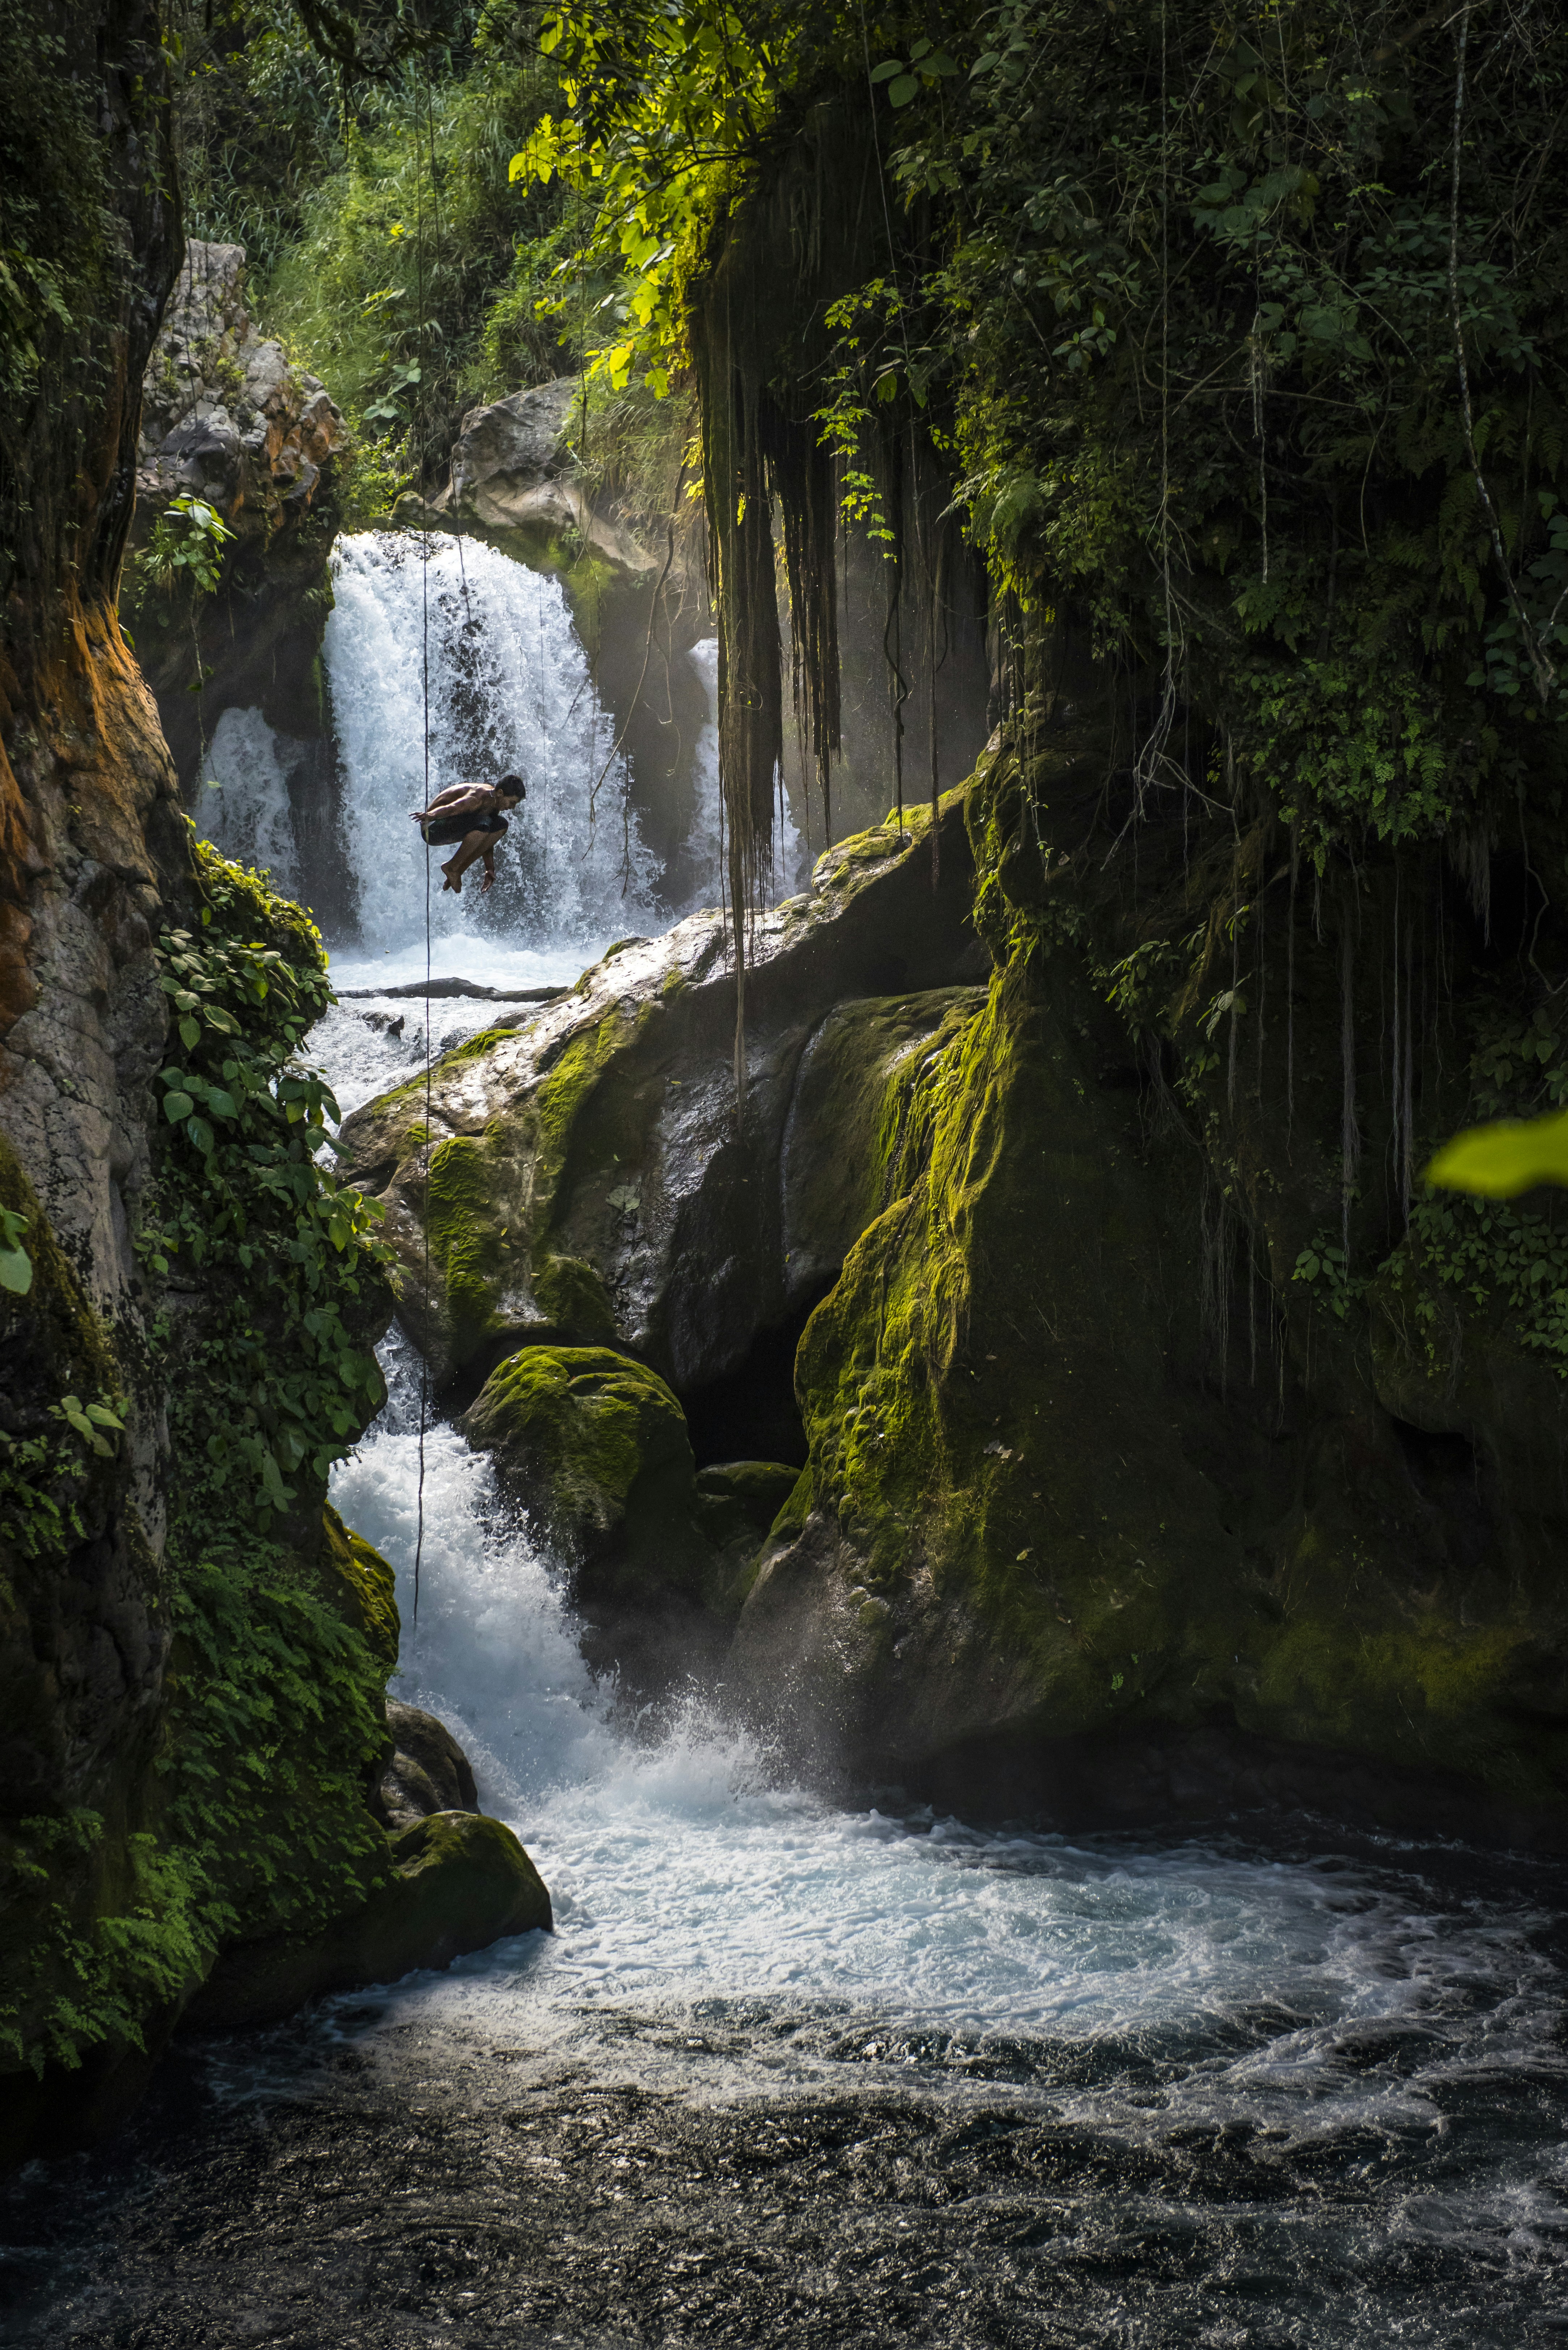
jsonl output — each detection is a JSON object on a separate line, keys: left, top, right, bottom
{"left": 183, "top": 1808, "right": 551, "bottom": 2033}
{"left": 462, "top": 1345, "right": 708, "bottom": 1603}
{"left": 531, "top": 1253, "right": 617, "bottom": 1341}
{"left": 321, "top": 1504, "right": 400, "bottom": 1673}
{"left": 769, "top": 1465, "right": 815, "bottom": 1541}
{"left": 426, "top": 1134, "right": 507, "bottom": 1350}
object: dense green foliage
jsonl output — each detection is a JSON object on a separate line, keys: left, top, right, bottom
{"left": 2, "top": 844, "right": 397, "bottom": 2080}
{"left": 519, "top": 0, "right": 1568, "bottom": 869}
{"left": 0, "top": 0, "right": 105, "bottom": 405}
{"left": 145, "top": 835, "right": 389, "bottom": 1517}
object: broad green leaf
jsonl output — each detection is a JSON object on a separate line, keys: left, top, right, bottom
{"left": 179, "top": 1016, "right": 200, "bottom": 1050}
{"left": 889, "top": 74, "right": 921, "bottom": 105}
{"left": 187, "top": 1115, "right": 215, "bottom": 1156}
{"left": 869, "top": 57, "right": 903, "bottom": 83}
{"left": 163, "top": 1091, "right": 194, "bottom": 1121}
{"left": 1427, "top": 1109, "right": 1568, "bottom": 1197}
{"left": 0, "top": 1242, "right": 32, "bottom": 1295}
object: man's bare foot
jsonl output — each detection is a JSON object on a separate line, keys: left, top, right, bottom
{"left": 480, "top": 866, "right": 495, "bottom": 893}
{"left": 440, "top": 859, "right": 461, "bottom": 894}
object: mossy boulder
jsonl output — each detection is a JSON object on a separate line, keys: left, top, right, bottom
{"left": 320, "top": 1502, "right": 400, "bottom": 1672}
{"left": 182, "top": 1810, "right": 551, "bottom": 2032}
{"left": 337, "top": 788, "right": 988, "bottom": 1393}
{"left": 730, "top": 731, "right": 1568, "bottom": 1839}
{"left": 376, "top": 1700, "right": 481, "bottom": 1829}
{"left": 694, "top": 1461, "right": 803, "bottom": 1608}
{"left": 461, "top": 1345, "right": 710, "bottom": 1606}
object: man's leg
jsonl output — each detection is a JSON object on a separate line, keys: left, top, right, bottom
{"left": 439, "top": 827, "right": 494, "bottom": 892}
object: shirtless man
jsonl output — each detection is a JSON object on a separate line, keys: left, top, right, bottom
{"left": 410, "top": 773, "right": 525, "bottom": 893}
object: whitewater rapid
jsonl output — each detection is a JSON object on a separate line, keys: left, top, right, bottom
{"left": 322, "top": 1317, "right": 1564, "bottom": 2154}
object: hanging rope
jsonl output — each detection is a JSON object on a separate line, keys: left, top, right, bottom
{"left": 412, "top": 72, "right": 434, "bottom": 1635}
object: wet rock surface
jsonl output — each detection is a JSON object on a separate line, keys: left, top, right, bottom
{"left": 182, "top": 1812, "right": 551, "bottom": 2034}
{"left": 337, "top": 788, "right": 985, "bottom": 1401}
{"left": 376, "top": 1701, "right": 480, "bottom": 1829}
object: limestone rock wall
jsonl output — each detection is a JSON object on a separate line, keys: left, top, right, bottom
{"left": 136, "top": 240, "right": 347, "bottom": 545}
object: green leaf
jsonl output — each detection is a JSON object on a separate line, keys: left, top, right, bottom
{"left": 1427, "top": 1109, "right": 1568, "bottom": 1197}
{"left": 888, "top": 74, "right": 921, "bottom": 106}
{"left": 0, "top": 1243, "right": 33, "bottom": 1295}
{"left": 868, "top": 57, "right": 903, "bottom": 83}
{"left": 163, "top": 1091, "right": 194, "bottom": 1122}
{"left": 260, "top": 1450, "right": 295, "bottom": 1509}
{"left": 186, "top": 1116, "right": 215, "bottom": 1156}
{"left": 179, "top": 1016, "right": 200, "bottom": 1050}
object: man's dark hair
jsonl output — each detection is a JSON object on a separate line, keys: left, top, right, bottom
{"left": 496, "top": 772, "right": 526, "bottom": 800}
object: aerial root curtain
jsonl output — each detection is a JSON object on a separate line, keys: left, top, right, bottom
{"left": 691, "top": 168, "right": 845, "bottom": 1102}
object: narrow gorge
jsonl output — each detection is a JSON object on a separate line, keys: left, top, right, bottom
{"left": 3, "top": 1, "right": 1567, "bottom": 2342}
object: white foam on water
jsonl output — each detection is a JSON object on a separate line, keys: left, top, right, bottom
{"left": 322, "top": 530, "right": 660, "bottom": 957}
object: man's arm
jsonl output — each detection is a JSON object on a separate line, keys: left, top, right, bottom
{"left": 410, "top": 782, "right": 495, "bottom": 822}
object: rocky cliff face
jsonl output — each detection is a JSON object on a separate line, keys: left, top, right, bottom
{"left": 0, "top": 13, "right": 542, "bottom": 2167}
{"left": 123, "top": 239, "right": 347, "bottom": 801}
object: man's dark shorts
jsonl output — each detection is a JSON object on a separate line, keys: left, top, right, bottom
{"left": 421, "top": 810, "right": 508, "bottom": 847}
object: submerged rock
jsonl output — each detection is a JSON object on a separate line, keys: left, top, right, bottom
{"left": 183, "top": 1811, "right": 551, "bottom": 2033}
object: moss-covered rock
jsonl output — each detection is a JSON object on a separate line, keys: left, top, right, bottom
{"left": 320, "top": 1503, "right": 400, "bottom": 1673}
{"left": 730, "top": 726, "right": 1568, "bottom": 1836}
{"left": 693, "top": 1461, "right": 803, "bottom": 1609}
{"left": 181, "top": 1810, "right": 551, "bottom": 2033}
{"left": 462, "top": 1345, "right": 709, "bottom": 1607}
{"left": 337, "top": 788, "right": 988, "bottom": 1394}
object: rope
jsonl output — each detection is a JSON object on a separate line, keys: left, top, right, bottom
{"left": 412, "top": 67, "right": 434, "bottom": 1637}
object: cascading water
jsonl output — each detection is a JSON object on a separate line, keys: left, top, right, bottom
{"left": 6, "top": 553, "right": 1564, "bottom": 2347}
{"left": 681, "top": 635, "right": 806, "bottom": 915}
{"left": 322, "top": 530, "right": 660, "bottom": 987}
{"left": 194, "top": 704, "right": 305, "bottom": 901}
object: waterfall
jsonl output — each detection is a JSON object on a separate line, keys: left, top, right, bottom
{"left": 681, "top": 635, "right": 805, "bottom": 914}
{"left": 322, "top": 531, "right": 660, "bottom": 959}
{"left": 195, "top": 704, "right": 305, "bottom": 900}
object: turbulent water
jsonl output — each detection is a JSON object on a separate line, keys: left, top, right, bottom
{"left": 4, "top": 542, "right": 1566, "bottom": 2346}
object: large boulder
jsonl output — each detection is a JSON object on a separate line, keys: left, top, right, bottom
{"left": 136, "top": 241, "right": 346, "bottom": 538}
{"left": 449, "top": 377, "right": 657, "bottom": 571}
{"left": 182, "top": 1810, "right": 551, "bottom": 2032}
{"left": 727, "top": 732, "right": 1568, "bottom": 1844}
{"left": 125, "top": 242, "right": 349, "bottom": 825}
{"left": 337, "top": 787, "right": 989, "bottom": 1402}
{"left": 376, "top": 1700, "right": 481, "bottom": 1830}
{"left": 461, "top": 1344, "right": 709, "bottom": 1607}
